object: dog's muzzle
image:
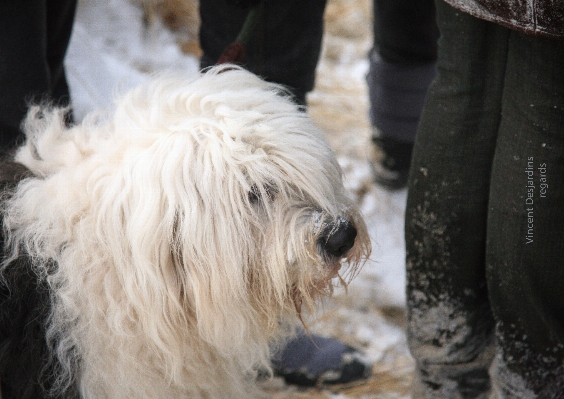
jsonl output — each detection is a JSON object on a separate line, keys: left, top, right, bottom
{"left": 317, "top": 219, "right": 357, "bottom": 258}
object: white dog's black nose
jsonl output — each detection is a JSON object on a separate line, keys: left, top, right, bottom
{"left": 319, "top": 220, "right": 357, "bottom": 258}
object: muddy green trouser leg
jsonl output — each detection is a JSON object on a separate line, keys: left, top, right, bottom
{"left": 405, "top": 1, "right": 564, "bottom": 397}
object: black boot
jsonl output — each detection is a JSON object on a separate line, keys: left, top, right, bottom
{"left": 271, "top": 331, "right": 370, "bottom": 387}
{"left": 370, "top": 134, "right": 413, "bottom": 190}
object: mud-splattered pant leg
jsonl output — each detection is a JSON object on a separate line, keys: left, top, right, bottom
{"left": 485, "top": 24, "right": 564, "bottom": 399}
{"left": 406, "top": 1, "right": 564, "bottom": 398}
{"left": 405, "top": 2, "right": 507, "bottom": 397}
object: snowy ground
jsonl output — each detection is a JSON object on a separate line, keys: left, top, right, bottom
{"left": 64, "top": 0, "right": 414, "bottom": 397}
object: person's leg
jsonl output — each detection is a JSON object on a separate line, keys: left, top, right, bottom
{"left": 198, "top": 0, "right": 248, "bottom": 67}
{"left": 405, "top": 1, "right": 510, "bottom": 397}
{"left": 367, "top": 0, "right": 438, "bottom": 189}
{"left": 0, "top": 0, "right": 50, "bottom": 149}
{"left": 0, "top": 0, "right": 76, "bottom": 151}
{"left": 486, "top": 30, "right": 564, "bottom": 397}
{"left": 46, "top": 0, "right": 77, "bottom": 108}
{"left": 372, "top": 0, "right": 438, "bottom": 65}
{"left": 199, "top": 0, "right": 327, "bottom": 105}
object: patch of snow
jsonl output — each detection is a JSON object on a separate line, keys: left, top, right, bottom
{"left": 65, "top": 0, "right": 199, "bottom": 121}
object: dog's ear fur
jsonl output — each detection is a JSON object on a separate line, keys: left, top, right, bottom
{"left": 15, "top": 106, "right": 88, "bottom": 178}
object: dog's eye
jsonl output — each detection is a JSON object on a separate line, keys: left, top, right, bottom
{"left": 248, "top": 184, "right": 276, "bottom": 205}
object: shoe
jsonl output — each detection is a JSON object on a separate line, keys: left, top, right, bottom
{"left": 271, "top": 331, "right": 371, "bottom": 387}
{"left": 370, "top": 134, "right": 413, "bottom": 190}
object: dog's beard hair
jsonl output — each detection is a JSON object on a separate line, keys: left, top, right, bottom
{"left": 1, "top": 66, "right": 370, "bottom": 398}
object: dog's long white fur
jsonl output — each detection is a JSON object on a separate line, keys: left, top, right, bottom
{"left": 2, "top": 66, "right": 369, "bottom": 398}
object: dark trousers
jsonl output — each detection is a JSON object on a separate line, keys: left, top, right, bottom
{"left": 0, "top": 0, "right": 77, "bottom": 151}
{"left": 199, "top": 0, "right": 327, "bottom": 106}
{"left": 367, "top": 0, "right": 438, "bottom": 142}
{"left": 372, "top": 0, "right": 438, "bottom": 64}
{"left": 406, "top": 1, "right": 564, "bottom": 397}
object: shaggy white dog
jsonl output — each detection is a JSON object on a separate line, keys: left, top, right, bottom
{"left": 0, "top": 66, "right": 370, "bottom": 399}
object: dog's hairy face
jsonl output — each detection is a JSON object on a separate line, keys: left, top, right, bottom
{"left": 5, "top": 66, "right": 370, "bottom": 396}
{"left": 75, "top": 66, "right": 371, "bottom": 334}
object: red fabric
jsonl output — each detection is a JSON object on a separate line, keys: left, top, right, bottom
{"left": 216, "top": 41, "right": 246, "bottom": 65}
